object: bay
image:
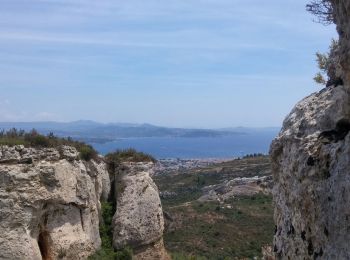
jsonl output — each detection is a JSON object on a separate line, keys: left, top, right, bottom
{"left": 91, "top": 130, "right": 278, "bottom": 159}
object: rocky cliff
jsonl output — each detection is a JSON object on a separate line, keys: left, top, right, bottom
{"left": 270, "top": 2, "right": 350, "bottom": 258}
{"left": 333, "top": 0, "right": 350, "bottom": 83}
{"left": 0, "top": 145, "right": 110, "bottom": 259}
{"left": 111, "top": 162, "right": 169, "bottom": 260}
{"left": 0, "top": 146, "right": 168, "bottom": 260}
{"left": 271, "top": 85, "right": 350, "bottom": 259}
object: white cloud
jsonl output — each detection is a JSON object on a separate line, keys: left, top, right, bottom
{"left": 0, "top": 0, "right": 335, "bottom": 126}
{"left": 0, "top": 29, "right": 288, "bottom": 51}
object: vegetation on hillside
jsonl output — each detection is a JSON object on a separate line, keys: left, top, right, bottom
{"left": 164, "top": 195, "right": 274, "bottom": 259}
{"left": 242, "top": 153, "right": 266, "bottom": 159}
{"left": 0, "top": 128, "right": 97, "bottom": 161}
{"left": 153, "top": 156, "right": 274, "bottom": 259}
{"left": 105, "top": 148, "right": 156, "bottom": 172}
{"left": 89, "top": 202, "right": 133, "bottom": 260}
{"left": 106, "top": 148, "right": 156, "bottom": 163}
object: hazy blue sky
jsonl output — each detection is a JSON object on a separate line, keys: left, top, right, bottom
{"left": 0, "top": 0, "right": 336, "bottom": 128}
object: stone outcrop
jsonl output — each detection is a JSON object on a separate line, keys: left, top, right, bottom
{"left": 270, "top": 85, "right": 350, "bottom": 259}
{"left": 270, "top": 1, "right": 350, "bottom": 259}
{"left": 112, "top": 162, "right": 170, "bottom": 260}
{"left": 0, "top": 145, "right": 168, "bottom": 260}
{"left": 198, "top": 175, "right": 273, "bottom": 202}
{"left": 332, "top": 0, "right": 350, "bottom": 83}
{"left": 0, "top": 145, "right": 110, "bottom": 260}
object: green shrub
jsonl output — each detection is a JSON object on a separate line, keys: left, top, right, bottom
{"left": 105, "top": 148, "right": 156, "bottom": 173}
{"left": 171, "top": 252, "right": 207, "bottom": 260}
{"left": 114, "top": 248, "right": 132, "bottom": 260}
{"left": 89, "top": 202, "right": 133, "bottom": 260}
{"left": 0, "top": 128, "right": 98, "bottom": 161}
{"left": 79, "top": 145, "right": 97, "bottom": 161}
{"left": 106, "top": 148, "right": 156, "bottom": 163}
{"left": 313, "top": 39, "right": 338, "bottom": 86}
{"left": 29, "top": 135, "right": 51, "bottom": 147}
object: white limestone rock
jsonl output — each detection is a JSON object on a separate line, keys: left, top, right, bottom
{"left": 0, "top": 146, "right": 110, "bottom": 260}
{"left": 112, "top": 162, "right": 166, "bottom": 255}
{"left": 198, "top": 175, "right": 273, "bottom": 202}
{"left": 60, "top": 145, "right": 79, "bottom": 161}
{"left": 270, "top": 85, "right": 350, "bottom": 259}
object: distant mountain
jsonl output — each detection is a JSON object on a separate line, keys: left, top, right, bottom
{"left": 219, "top": 126, "right": 281, "bottom": 133}
{"left": 0, "top": 121, "right": 280, "bottom": 143}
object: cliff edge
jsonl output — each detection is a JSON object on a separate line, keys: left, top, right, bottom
{"left": 0, "top": 145, "right": 110, "bottom": 259}
{"left": 270, "top": 85, "right": 350, "bottom": 259}
{"left": 270, "top": 1, "right": 350, "bottom": 259}
{"left": 0, "top": 145, "right": 168, "bottom": 260}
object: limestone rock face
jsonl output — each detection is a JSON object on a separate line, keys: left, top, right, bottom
{"left": 270, "top": 85, "right": 350, "bottom": 259}
{"left": 132, "top": 239, "right": 170, "bottom": 260}
{"left": 0, "top": 145, "right": 110, "bottom": 260}
{"left": 332, "top": 0, "right": 350, "bottom": 82}
{"left": 112, "top": 162, "right": 169, "bottom": 259}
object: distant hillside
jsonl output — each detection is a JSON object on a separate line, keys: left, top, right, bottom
{"left": 0, "top": 121, "right": 280, "bottom": 143}
{"left": 153, "top": 156, "right": 274, "bottom": 259}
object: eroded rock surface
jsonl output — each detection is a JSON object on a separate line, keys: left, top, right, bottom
{"left": 271, "top": 2, "right": 350, "bottom": 258}
{"left": 270, "top": 85, "right": 350, "bottom": 259}
{"left": 0, "top": 145, "right": 110, "bottom": 260}
{"left": 112, "top": 162, "right": 169, "bottom": 259}
{"left": 333, "top": 0, "right": 350, "bottom": 83}
{"left": 198, "top": 175, "right": 272, "bottom": 202}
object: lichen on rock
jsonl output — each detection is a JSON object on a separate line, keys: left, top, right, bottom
{"left": 270, "top": 85, "right": 350, "bottom": 259}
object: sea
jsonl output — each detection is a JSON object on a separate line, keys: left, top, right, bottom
{"left": 91, "top": 130, "right": 279, "bottom": 159}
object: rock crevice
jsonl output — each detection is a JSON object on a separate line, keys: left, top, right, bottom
{"left": 0, "top": 146, "right": 168, "bottom": 259}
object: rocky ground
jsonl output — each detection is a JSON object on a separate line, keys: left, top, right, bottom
{"left": 154, "top": 158, "right": 233, "bottom": 175}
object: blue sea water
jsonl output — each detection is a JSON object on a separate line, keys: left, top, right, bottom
{"left": 91, "top": 130, "right": 279, "bottom": 159}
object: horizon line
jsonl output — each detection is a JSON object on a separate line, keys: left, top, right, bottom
{"left": 0, "top": 119, "right": 281, "bottom": 130}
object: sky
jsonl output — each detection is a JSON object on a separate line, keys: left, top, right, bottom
{"left": 0, "top": 0, "right": 336, "bottom": 128}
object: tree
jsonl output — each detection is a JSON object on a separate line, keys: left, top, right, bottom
{"left": 306, "top": 0, "right": 334, "bottom": 25}
{"left": 307, "top": 1, "right": 339, "bottom": 86}
{"left": 313, "top": 39, "right": 339, "bottom": 86}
